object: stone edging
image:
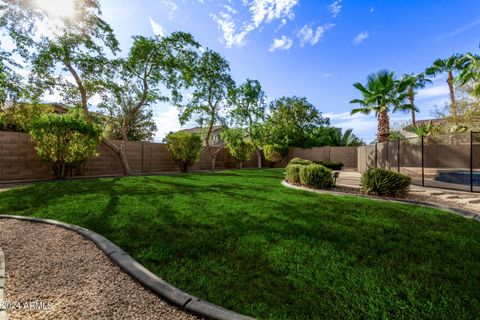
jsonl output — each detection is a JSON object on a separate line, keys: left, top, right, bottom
{"left": 281, "top": 180, "right": 480, "bottom": 222}
{"left": 0, "top": 215, "right": 255, "bottom": 320}
{"left": 0, "top": 246, "right": 7, "bottom": 320}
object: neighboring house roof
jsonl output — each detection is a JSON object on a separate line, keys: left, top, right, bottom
{"left": 1, "top": 101, "right": 68, "bottom": 114}
{"left": 178, "top": 126, "right": 223, "bottom": 134}
{"left": 178, "top": 126, "right": 225, "bottom": 147}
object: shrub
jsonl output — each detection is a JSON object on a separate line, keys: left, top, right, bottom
{"left": 288, "top": 157, "right": 313, "bottom": 166}
{"left": 285, "top": 164, "right": 303, "bottom": 184}
{"left": 314, "top": 160, "right": 344, "bottom": 171}
{"left": 299, "top": 164, "right": 334, "bottom": 189}
{"left": 30, "top": 112, "right": 102, "bottom": 179}
{"left": 360, "top": 168, "right": 411, "bottom": 197}
{"left": 263, "top": 144, "right": 287, "bottom": 163}
{"left": 166, "top": 131, "right": 203, "bottom": 172}
{"left": 221, "top": 128, "right": 255, "bottom": 168}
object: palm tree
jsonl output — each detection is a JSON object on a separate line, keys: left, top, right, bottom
{"left": 350, "top": 70, "right": 411, "bottom": 143}
{"left": 425, "top": 54, "right": 466, "bottom": 120}
{"left": 399, "top": 73, "right": 431, "bottom": 127}
{"left": 457, "top": 52, "right": 480, "bottom": 96}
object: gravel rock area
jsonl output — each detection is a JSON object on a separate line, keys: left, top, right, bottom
{"left": 0, "top": 219, "right": 199, "bottom": 320}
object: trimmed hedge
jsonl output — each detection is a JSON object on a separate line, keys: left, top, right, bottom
{"left": 314, "top": 160, "right": 344, "bottom": 171}
{"left": 299, "top": 164, "right": 334, "bottom": 189}
{"left": 285, "top": 164, "right": 303, "bottom": 184}
{"left": 289, "top": 157, "right": 314, "bottom": 166}
{"left": 360, "top": 168, "right": 411, "bottom": 197}
{"left": 288, "top": 157, "right": 344, "bottom": 170}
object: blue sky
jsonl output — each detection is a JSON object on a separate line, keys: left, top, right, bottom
{"left": 44, "top": 1, "right": 480, "bottom": 141}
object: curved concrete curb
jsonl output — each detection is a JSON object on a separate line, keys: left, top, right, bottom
{"left": 281, "top": 180, "right": 480, "bottom": 222}
{"left": 0, "top": 215, "right": 255, "bottom": 320}
{"left": 0, "top": 246, "right": 7, "bottom": 320}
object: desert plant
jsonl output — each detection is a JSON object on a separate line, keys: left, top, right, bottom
{"left": 314, "top": 161, "right": 344, "bottom": 171}
{"left": 289, "top": 157, "right": 314, "bottom": 166}
{"left": 166, "top": 131, "right": 203, "bottom": 173}
{"left": 299, "top": 164, "right": 334, "bottom": 189}
{"left": 285, "top": 164, "right": 303, "bottom": 184}
{"left": 263, "top": 144, "right": 287, "bottom": 163}
{"left": 30, "top": 112, "right": 102, "bottom": 179}
{"left": 360, "top": 168, "right": 411, "bottom": 197}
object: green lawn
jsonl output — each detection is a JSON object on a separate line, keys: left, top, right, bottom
{"left": 0, "top": 169, "right": 479, "bottom": 319}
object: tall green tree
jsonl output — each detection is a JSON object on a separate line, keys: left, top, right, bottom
{"left": 1, "top": 0, "right": 120, "bottom": 117}
{"left": 263, "top": 96, "right": 329, "bottom": 148}
{"left": 104, "top": 104, "right": 157, "bottom": 142}
{"left": 399, "top": 73, "right": 431, "bottom": 127}
{"left": 350, "top": 70, "right": 411, "bottom": 143}
{"left": 425, "top": 54, "right": 466, "bottom": 120}
{"left": 177, "top": 49, "right": 235, "bottom": 170}
{"left": 101, "top": 33, "right": 199, "bottom": 173}
{"left": 229, "top": 79, "right": 266, "bottom": 168}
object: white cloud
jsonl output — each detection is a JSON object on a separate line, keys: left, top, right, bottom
{"left": 353, "top": 31, "right": 369, "bottom": 45}
{"left": 322, "top": 73, "right": 333, "bottom": 78}
{"left": 269, "top": 35, "right": 293, "bottom": 52}
{"left": 297, "top": 23, "right": 334, "bottom": 46}
{"left": 438, "top": 20, "right": 480, "bottom": 40}
{"left": 160, "top": 0, "right": 179, "bottom": 20}
{"left": 211, "top": 11, "right": 248, "bottom": 47}
{"left": 149, "top": 17, "right": 166, "bottom": 37}
{"left": 328, "top": 0, "right": 342, "bottom": 18}
{"left": 369, "top": 7, "right": 375, "bottom": 13}
{"left": 153, "top": 105, "right": 181, "bottom": 142}
{"left": 416, "top": 84, "right": 450, "bottom": 100}
{"left": 211, "top": 0, "right": 299, "bottom": 48}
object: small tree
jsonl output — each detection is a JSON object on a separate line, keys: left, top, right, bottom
{"left": 221, "top": 128, "right": 255, "bottom": 168}
{"left": 263, "top": 144, "right": 287, "bottom": 166}
{"left": 30, "top": 111, "right": 102, "bottom": 179}
{"left": 166, "top": 131, "right": 203, "bottom": 172}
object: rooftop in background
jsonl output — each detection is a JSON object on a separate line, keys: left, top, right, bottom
{"left": 1, "top": 101, "right": 68, "bottom": 114}
{"left": 177, "top": 126, "right": 224, "bottom": 146}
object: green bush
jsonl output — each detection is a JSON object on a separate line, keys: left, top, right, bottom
{"left": 314, "top": 160, "right": 344, "bottom": 171}
{"left": 288, "top": 157, "right": 313, "bottom": 166}
{"left": 360, "top": 168, "right": 411, "bottom": 197}
{"left": 221, "top": 128, "right": 255, "bottom": 168}
{"left": 285, "top": 164, "right": 303, "bottom": 184}
{"left": 299, "top": 164, "right": 334, "bottom": 189}
{"left": 263, "top": 144, "right": 287, "bottom": 163}
{"left": 166, "top": 131, "right": 203, "bottom": 172}
{"left": 30, "top": 112, "right": 102, "bottom": 179}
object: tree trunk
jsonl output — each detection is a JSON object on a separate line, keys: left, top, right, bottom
{"left": 255, "top": 148, "right": 262, "bottom": 168}
{"left": 409, "top": 91, "right": 416, "bottom": 127}
{"left": 211, "top": 152, "right": 216, "bottom": 170}
{"left": 447, "top": 71, "right": 457, "bottom": 121}
{"left": 377, "top": 109, "right": 390, "bottom": 143}
{"left": 102, "top": 139, "right": 131, "bottom": 174}
{"left": 239, "top": 160, "right": 243, "bottom": 169}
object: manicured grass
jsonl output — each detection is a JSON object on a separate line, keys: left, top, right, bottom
{"left": 0, "top": 169, "right": 479, "bottom": 319}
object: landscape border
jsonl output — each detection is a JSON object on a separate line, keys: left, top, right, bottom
{"left": 281, "top": 180, "right": 480, "bottom": 221}
{"left": 0, "top": 215, "right": 255, "bottom": 320}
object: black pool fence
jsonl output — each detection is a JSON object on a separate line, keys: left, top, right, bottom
{"left": 357, "top": 131, "right": 480, "bottom": 193}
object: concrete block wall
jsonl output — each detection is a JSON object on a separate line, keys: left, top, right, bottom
{"left": 0, "top": 131, "right": 273, "bottom": 182}
{"left": 289, "top": 146, "right": 358, "bottom": 169}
